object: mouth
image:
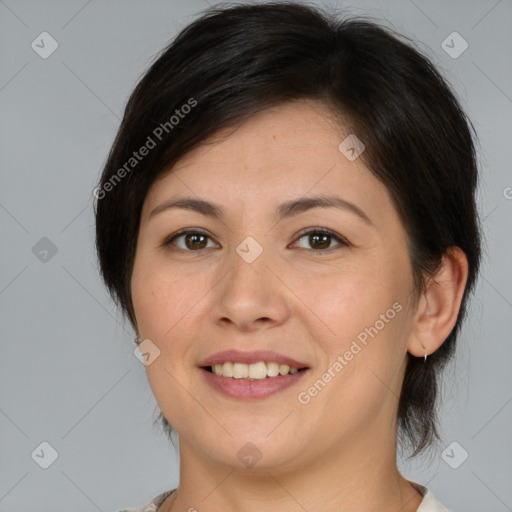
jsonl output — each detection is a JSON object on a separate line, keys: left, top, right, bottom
{"left": 198, "top": 350, "right": 310, "bottom": 399}
{"left": 201, "top": 361, "right": 309, "bottom": 379}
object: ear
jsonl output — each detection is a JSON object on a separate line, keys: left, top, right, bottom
{"left": 407, "top": 246, "right": 469, "bottom": 358}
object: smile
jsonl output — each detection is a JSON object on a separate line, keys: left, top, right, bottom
{"left": 208, "top": 361, "right": 304, "bottom": 379}
{"left": 198, "top": 349, "right": 310, "bottom": 399}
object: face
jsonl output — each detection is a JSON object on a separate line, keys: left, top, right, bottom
{"left": 131, "top": 99, "right": 419, "bottom": 472}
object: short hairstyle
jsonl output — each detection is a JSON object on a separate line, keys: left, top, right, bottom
{"left": 94, "top": 1, "right": 482, "bottom": 457}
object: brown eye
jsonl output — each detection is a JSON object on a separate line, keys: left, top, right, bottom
{"left": 184, "top": 233, "right": 208, "bottom": 250}
{"left": 164, "top": 228, "right": 348, "bottom": 253}
{"left": 164, "top": 230, "right": 216, "bottom": 251}
{"left": 308, "top": 233, "right": 331, "bottom": 250}
{"left": 293, "top": 229, "right": 348, "bottom": 251}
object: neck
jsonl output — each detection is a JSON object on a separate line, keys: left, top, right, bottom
{"left": 162, "top": 427, "right": 423, "bottom": 512}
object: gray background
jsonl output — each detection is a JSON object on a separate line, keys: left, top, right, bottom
{"left": 0, "top": 0, "right": 511, "bottom": 510}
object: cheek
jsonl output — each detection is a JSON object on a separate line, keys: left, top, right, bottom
{"left": 131, "top": 262, "right": 204, "bottom": 425}
{"left": 303, "top": 261, "right": 392, "bottom": 329}
{"left": 305, "top": 256, "right": 410, "bottom": 374}
{"left": 131, "top": 256, "right": 201, "bottom": 339}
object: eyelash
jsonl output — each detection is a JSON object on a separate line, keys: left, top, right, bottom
{"left": 163, "top": 228, "right": 349, "bottom": 253}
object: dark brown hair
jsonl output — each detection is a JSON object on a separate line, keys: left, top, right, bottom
{"left": 94, "top": 1, "right": 482, "bottom": 456}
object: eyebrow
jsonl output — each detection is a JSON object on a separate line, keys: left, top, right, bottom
{"left": 149, "top": 194, "right": 373, "bottom": 226}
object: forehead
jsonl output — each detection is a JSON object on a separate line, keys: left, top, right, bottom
{"left": 170, "top": 100, "right": 352, "bottom": 170}
{"left": 142, "top": 100, "right": 395, "bottom": 229}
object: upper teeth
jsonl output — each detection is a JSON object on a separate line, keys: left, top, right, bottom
{"left": 211, "top": 361, "right": 300, "bottom": 379}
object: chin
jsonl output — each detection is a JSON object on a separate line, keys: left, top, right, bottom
{"left": 194, "top": 427, "right": 306, "bottom": 471}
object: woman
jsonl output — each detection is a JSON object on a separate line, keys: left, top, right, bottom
{"left": 95, "top": 2, "right": 481, "bottom": 511}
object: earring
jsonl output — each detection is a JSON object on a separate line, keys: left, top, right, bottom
{"left": 420, "top": 339, "right": 428, "bottom": 363}
{"left": 134, "top": 334, "right": 141, "bottom": 345}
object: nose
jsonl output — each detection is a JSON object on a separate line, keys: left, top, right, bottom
{"left": 211, "top": 245, "right": 291, "bottom": 332}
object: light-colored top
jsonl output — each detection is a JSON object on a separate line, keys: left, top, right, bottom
{"left": 115, "top": 480, "right": 453, "bottom": 512}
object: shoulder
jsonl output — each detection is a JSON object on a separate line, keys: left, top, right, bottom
{"left": 117, "top": 484, "right": 454, "bottom": 512}
{"left": 410, "top": 481, "right": 454, "bottom": 512}
{"left": 115, "top": 489, "right": 176, "bottom": 512}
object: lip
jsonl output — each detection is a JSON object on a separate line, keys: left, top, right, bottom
{"left": 199, "top": 350, "right": 311, "bottom": 400}
{"left": 200, "top": 367, "right": 310, "bottom": 399}
{"left": 198, "top": 349, "right": 308, "bottom": 369}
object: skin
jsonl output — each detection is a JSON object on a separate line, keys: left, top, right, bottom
{"left": 130, "top": 99, "right": 468, "bottom": 512}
